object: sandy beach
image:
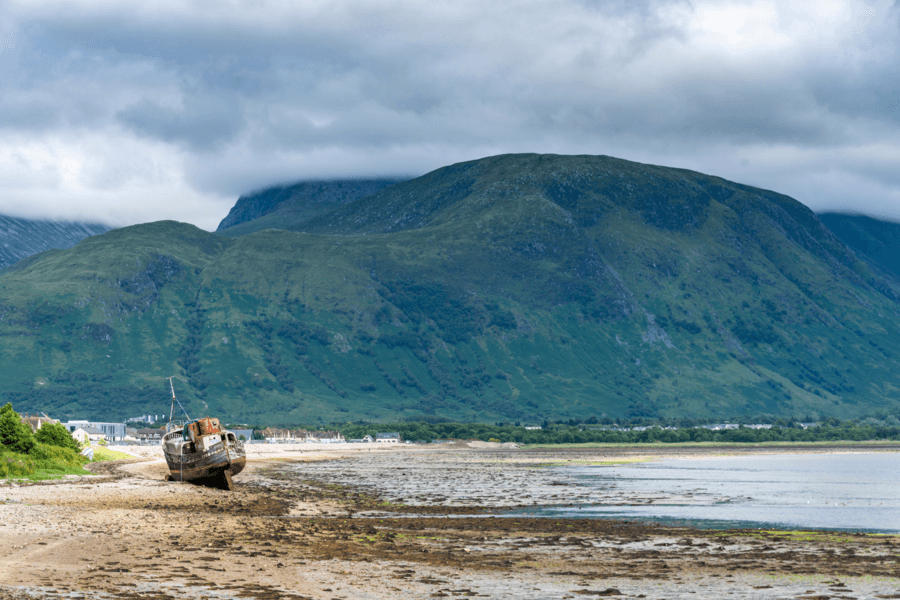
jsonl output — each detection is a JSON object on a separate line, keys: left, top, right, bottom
{"left": 1, "top": 443, "right": 899, "bottom": 600}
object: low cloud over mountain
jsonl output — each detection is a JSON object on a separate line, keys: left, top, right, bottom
{"left": 1, "top": 1, "right": 899, "bottom": 228}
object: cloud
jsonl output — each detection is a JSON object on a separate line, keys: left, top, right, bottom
{"left": 0, "top": 0, "right": 898, "bottom": 229}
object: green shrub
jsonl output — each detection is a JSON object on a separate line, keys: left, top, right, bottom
{"left": 0, "top": 444, "right": 87, "bottom": 479}
{"left": 35, "top": 422, "right": 80, "bottom": 452}
{"left": 0, "top": 403, "right": 35, "bottom": 454}
{"left": 30, "top": 443, "right": 85, "bottom": 468}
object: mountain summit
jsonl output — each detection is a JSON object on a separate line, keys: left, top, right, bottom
{"left": 2, "top": 154, "right": 899, "bottom": 424}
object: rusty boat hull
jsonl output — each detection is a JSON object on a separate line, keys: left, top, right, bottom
{"left": 163, "top": 446, "right": 247, "bottom": 481}
{"left": 162, "top": 419, "right": 246, "bottom": 489}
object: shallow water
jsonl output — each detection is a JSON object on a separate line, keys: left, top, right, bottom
{"left": 519, "top": 453, "right": 900, "bottom": 533}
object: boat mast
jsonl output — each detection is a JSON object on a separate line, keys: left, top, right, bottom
{"left": 167, "top": 376, "right": 191, "bottom": 422}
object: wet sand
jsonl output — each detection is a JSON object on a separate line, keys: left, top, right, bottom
{"left": 1, "top": 444, "right": 899, "bottom": 599}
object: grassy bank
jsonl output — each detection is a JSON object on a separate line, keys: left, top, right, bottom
{"left": 0, "top": 402, "right": 90, "bottom": 480}
{"left": 0, "top": 444, "right": 90, "bottom": 480}
{"left": 88, "top": 446, "right": 135, "bottom": 461}
{"left": 0, "top": 445, "right": 134, "bottom": 481}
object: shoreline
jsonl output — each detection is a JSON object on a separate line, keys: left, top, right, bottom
{"left": 97, "top": 438, "right": 900, "bottom": 465}
{"left": 1, "top": 444, "right": 898, "bottom": 599}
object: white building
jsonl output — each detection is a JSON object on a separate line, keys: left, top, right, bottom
{"left": 375, "top": 432, "right": 401, "bottom": 443}
{"left": 71, "top": 427, "right": 106, "bottom": 445}
{"left": 127, "top": 414, "right": 162, "bottom": 424}
{"left": 308, "top": 430, "right": 345, "bottom": 444}
{"left": 63, "top": 421, "right": 127, "bottom": 442}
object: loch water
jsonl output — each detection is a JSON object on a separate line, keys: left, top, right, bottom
{"left": 518, "top": 453, "right": 900, "bottom": 533}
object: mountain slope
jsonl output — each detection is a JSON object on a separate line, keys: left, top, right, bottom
{"left": 818, "top": 212, "right": 900, "bottom": 280}
{"left": 0, "top": 214, "right": 111, "bottom": 270}
{"left": 3, "top": 154, "right": 900, "bottom": 425}
{"left": 216, "top": 178, "right": 407, "bottom": 237}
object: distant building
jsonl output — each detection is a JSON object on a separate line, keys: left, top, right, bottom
{"left": 231, "top": 428, "right": 253, "bottom": 442}
{"left": 260, "top": 428, "right": 345, "bottom": 443}
{"left": 261, "top": 427, "right": 298, "bottom": 443}
{"left": 308, "top": 430, "right": 345, "bottom": 444}
{"left": 70, "top": 428, "right": 88, "bottom": 444}
{"left": 127, "top": 414, "right": 162, "bottom": 425}
{"left": 375, "top": 432, "right": 401, "bottom": 443}
{"left": 135, "top": 428, "right": 164, "bottom": 442}
{"left": 20, "top": 414, "right": 58, "bottom": 432}
{"left": 72, "top": 427, "right": 105, "bottom": 445}
{"left": 63, "top": 421, "right": 126, "bottom": 442}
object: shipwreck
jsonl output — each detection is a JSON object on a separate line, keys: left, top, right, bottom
{"left": 161, "top": 377, "right": 246, "bottom": 490}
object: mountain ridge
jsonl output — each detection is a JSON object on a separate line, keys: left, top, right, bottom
{"left": 216, "top": 178, "right": 409, "bottom": 237}
{"left": 2, "top": 154, "right": 900, "bottom": 425}
{"left": 0, "top": 214, "right": 111, "bottom": 270}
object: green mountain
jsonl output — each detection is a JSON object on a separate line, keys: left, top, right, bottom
{"left": 3, "top": 153, "right": 900, "bottom": 425}
{"left": 818, "top": 213, "right": 900, "bottom": 280}
{"left": 216, "top": 178, "right": 408, "bottom": 237}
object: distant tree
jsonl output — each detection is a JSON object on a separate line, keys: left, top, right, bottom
{"left": 35, "top": 421, "right": 80, "bottom": 452}
{"left": 0, "top": 403, "right": 35, "bottom": 454}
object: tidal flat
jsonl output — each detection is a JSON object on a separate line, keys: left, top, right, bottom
{"left": 0, "top": 444, "right": 898, "bottom": 599}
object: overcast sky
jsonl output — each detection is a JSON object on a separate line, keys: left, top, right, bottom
{"left": 1, "top": 0, "right": 899, "bottom": 230}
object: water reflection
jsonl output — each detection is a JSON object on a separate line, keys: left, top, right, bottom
{"left": 520, "top": 453, "right": 900, "bottom": 533}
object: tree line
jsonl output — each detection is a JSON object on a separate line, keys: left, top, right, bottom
{"left": 329, "top": 418, "right": 900, "bottom": 445}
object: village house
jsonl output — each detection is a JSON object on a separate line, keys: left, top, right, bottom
{"left": 259, "top": 428, "right": 345, "bottom": 443}
{"left": 70, "top": 428, "right": 87, "bottom": 445}
{"left": 261, "top": 427, "right": 290, "bottom": 442}
{"left": 307, "top": 430, "right": 345, "bottom": 443}
{"left": 261, "top": 427, "right": 310, "bottom": 443}
{"left": 135, "top": 428, "right": 164, "bottom": 443}
{"left": 375, "top": 432, "right": 401, "bottom": 443}
{"left": 71, "top": 427, "right": 106, "bottom": 445}
{"left": 20, "top": 414, "right": 58, "bottom": 432}
{"left": 699, "top": 423, "right": 741, "bottom": 431}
